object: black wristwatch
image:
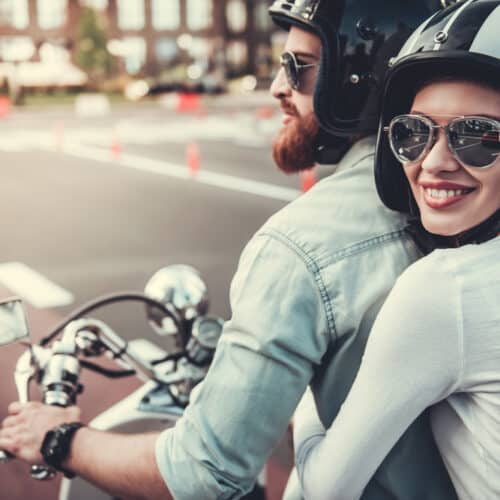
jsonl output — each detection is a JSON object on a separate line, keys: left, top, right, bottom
{"left": 40, "top": 422, "right": 84, "bottom": 478}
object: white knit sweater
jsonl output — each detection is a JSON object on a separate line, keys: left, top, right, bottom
{"left": 294, "top": 236, "right": 500, "bottom": 500}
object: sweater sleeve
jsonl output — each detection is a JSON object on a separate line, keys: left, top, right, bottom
{"left": 295, "top": 254, "right": 463, "bottom": 500}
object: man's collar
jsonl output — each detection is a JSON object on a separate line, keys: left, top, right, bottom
{"left": 332, "top": 135, "right": 376, "bottom": 174}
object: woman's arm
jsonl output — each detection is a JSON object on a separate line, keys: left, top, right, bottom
{"left": 293, "top": 387, "right": 324, "bottom": 447}
{"left": 295, "top": 257, "right": 463, "bottom": 500}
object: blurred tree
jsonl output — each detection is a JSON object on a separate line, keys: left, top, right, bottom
{"left": 75, "top": 7, "right": 114, "bottom": 85}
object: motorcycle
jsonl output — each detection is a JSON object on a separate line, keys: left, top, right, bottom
{"left": 0, "top": 265, "right": 269, "bottom": 500}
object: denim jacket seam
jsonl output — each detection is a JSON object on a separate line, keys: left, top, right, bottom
{"left": 323, "top": 229, "right": 409, "bottom": 267}
{"left": 258, "top": 227, "right": 410, "bottom": 340}
{"left": 257, "top": 229, "right": 337, "bottom": 341}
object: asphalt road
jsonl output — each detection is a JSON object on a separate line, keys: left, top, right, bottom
{"left": 0, "top": 94, "right": 301, "bottom": 499}
{"left": 0, "top": 95, "right": 304, "bottom": 335}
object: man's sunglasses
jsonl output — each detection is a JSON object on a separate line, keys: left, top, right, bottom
{"left": 279, "top": 51, "right": 318, "bottom": 91}
{"left": 385, "top": 114, "right": 500, "bottom": 169}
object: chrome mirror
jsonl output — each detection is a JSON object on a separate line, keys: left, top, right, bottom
{"left": 0, "top": 298, "right": 30, "bottom": 346}
{"left": 144, "top": 265, "right": 209, "bottom": 335}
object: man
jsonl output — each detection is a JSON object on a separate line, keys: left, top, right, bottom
{"left": 0, "top": 2, "right": 457, "bottom": 499}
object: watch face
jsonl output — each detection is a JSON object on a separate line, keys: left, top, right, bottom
{"left": 41, "top": 423, "right": 83, "bottom": 471}
{"left": 42, "top": 429, "right": 64, "bottom": 463}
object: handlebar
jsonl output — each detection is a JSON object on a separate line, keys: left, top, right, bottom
{"left": 0, "top": 302, "right": 223, "bottom": 479}
{"left": 39, "top": 292, "right": 184, "bottom": 347}
{"left": 0, "top": 317, "right": 173, "bottom": 475}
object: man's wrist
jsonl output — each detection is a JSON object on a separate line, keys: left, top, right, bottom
{"left": 40, "top": 422, "right": 85, "bottom": 478}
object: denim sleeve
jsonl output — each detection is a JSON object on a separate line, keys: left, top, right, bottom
{"left": 155, "top": 232, "right": 330, "bottom": 500}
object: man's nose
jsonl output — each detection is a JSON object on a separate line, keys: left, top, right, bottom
{"left": 420, "top": 130, "right": 461, "bottom": 174}
{"left": 270, "top": 67, "right": 291, "bottom": 99}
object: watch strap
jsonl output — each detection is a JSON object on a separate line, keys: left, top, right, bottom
{"left": 40, "top": 421, "right": 84, "bottom": 478}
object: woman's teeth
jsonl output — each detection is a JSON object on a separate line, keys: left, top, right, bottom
{"left": 425, "top": 188, "right": 470, "bottom": 199}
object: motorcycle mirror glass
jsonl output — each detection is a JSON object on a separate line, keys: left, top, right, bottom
{"left": 144, "top": 265, "right": 209, "bottom": 333}
{"left": 0, "top": 298, "right": 30, "bottom": 346}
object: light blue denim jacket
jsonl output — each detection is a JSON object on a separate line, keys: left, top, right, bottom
{"left": 155, "top": 137, "right": 444, "bottom": 499}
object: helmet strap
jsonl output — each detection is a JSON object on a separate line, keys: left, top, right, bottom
{"left": 408, "top": 186, "right": 419, "bottom": 217}
{"left": 406, "top": 209, "right": 500, "bottom": 255}
{"left": 313, "top": 128, "right": 352, "bottom": 165}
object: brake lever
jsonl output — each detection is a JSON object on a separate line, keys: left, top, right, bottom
{"left": 0, "top": 349, "right": 36, "bottom": 463}
{"left": 0, "top": 346, "right": 56, "bottom": 480}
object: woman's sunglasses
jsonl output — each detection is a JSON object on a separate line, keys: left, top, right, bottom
{"left": 384, "top": 114, "right": 500, "bottom": 169}
{"left": 279, "top": 51, "right": 318, "bottom": 91}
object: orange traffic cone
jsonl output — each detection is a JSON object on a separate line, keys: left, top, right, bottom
{"left": 300, "top": 168, "right": 316, "bottom": 193}
{"left": 0, "top": 97, "right": 11, "bottom": 119}
{"left": 187, "top": 142, "right": 200, "bottom": 177}
{"left": 111, "top": 129, "right": 122, "bottom": 159}
{"left": 177, "top": 93, "right": 201, "bottom": 113}
{"left": 256, "top": 106, "right": 275, "bottom": 120}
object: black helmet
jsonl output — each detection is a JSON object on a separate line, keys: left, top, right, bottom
{"left": 268, "top": 0, "right": 448, "bottom": 139}
{"left": 375, "top": 0, "right": 500, "bottom": 214}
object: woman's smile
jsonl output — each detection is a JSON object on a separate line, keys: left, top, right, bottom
{"left": 419, "top": 181, "right": 476, "bottom": 209}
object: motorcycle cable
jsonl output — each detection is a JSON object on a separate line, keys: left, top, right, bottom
{"left": 79, "top": 359, "right": 136, "bottom": 378}
{"left": 150, "top": 351, "right": 186, "bottom": 365}
{"left": 39, "top": 292, "right": 185, "bottom": 347}
{"left": 78, "top": 352, "right": 189, "bottom": 378}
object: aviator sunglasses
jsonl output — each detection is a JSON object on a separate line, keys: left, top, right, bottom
{"left": 279, "top": 51, "right": 318, "bottom": 91}
{"left": 385, "top": 114, "right": 500, "bottom": 169}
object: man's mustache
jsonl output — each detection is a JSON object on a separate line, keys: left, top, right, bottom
{"left": 280, "top": 100, "right": 300, "bottom": 117}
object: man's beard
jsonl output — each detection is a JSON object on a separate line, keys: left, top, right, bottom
{"left": 272, "top": 105, "right": 320, "bottom": 174}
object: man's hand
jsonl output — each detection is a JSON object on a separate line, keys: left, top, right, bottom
{"left": 0, "top": 401, "right": 81, "bottom": 464}
{"left": 1, "top": 403, "right": 171, "bottom": 499}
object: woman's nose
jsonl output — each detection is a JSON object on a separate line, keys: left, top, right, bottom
{"left": 420, "top": 129, "right": 461, "bottom": 174}
{"left": 270, "top": 67, "right": 291, "bottom": 99}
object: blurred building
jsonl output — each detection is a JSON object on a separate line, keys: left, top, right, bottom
{"left": 0, "top": 0, "right": 279, "bottom": 87}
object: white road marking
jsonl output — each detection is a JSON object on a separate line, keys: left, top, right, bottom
{"left": 50, "top": 142, "right": 301, "bottom": 202}
{"left": 0, "top": 111, "right": 300, "bottom": 202}
{"left": 0, "top": 262, "right": 74, "bottom": 308}
{"left": 0, "top": 113, "right": 279, "bottom": 149}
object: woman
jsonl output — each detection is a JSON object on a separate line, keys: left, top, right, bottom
{"left": 293, "top": 1, "right": 500, "bottom": 499}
